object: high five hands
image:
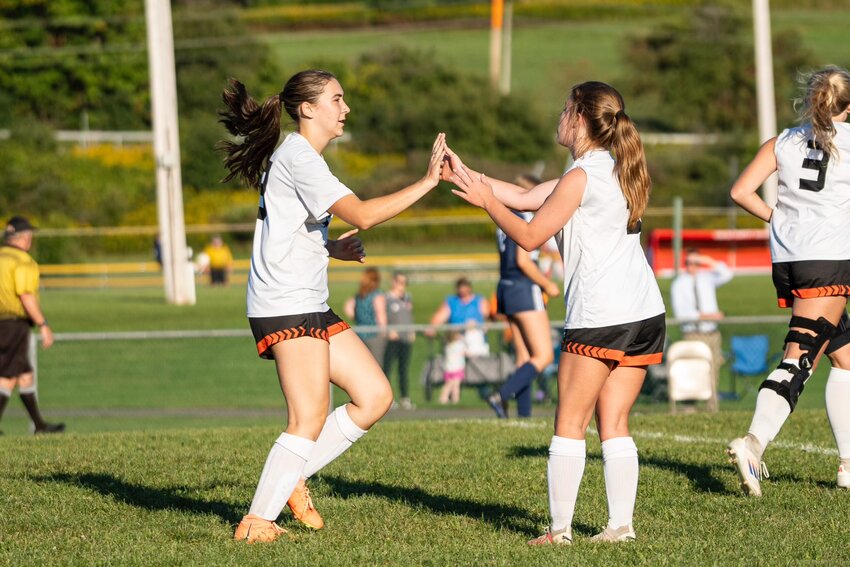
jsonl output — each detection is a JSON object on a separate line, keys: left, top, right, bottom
{"left": 439, "top": 143, "right": 494, "bottom": 209}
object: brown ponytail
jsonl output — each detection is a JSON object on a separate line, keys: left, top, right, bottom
{"left": 796, "top": 66, "right": 850, "bottom": 160}
{"left": 570, "top": 81, "right": 650, "bottom": 231}
{"left": 218, "top": 70, "right": 337, "bottom": 189}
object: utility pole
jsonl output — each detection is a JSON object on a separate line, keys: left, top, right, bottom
{"left": 489, "top": 0, "right": 503, "bottom": 91}
{"left": 753, "top": 0, "right": 778, "bottom": 207}
{"left": 145, "top": 0, "right": 195, "bottom": 305}
{"left": 499, "top": 0, "right": 513, "bottom": 95}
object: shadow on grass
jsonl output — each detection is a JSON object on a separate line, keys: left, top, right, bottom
{"left": 507, "top": 444, "right": 735, "bottom": 495}
{"left": 34, "top": 473, "right": 241, "bottom": 523}
{"left": 320, "top": 475, "right": 602, "bottom": 536}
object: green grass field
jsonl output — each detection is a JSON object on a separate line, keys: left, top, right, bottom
{"left": 0, "top": 272, "right": 833, "bottom": 437}
{"left": 2, "top": 412, "right": 847, "bottom": 565}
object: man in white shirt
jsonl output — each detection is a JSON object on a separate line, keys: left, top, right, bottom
{"left": 671, "top": 249, "right": 734, "bottom": 410}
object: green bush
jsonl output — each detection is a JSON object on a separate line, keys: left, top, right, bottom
{"left": 342, "top": 48, "right": 551, "bottom": 163}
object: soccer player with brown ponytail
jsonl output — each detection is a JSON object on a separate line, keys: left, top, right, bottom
{"left": 219, "top": 70, "right": 446, "bottom": 542}
{"left": 445, "top": 81, "right": 665, "bottom": 544}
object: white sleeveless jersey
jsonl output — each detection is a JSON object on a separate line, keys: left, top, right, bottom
{"left": 556, "top": 150, "right": 665, "bottom": 329}
{"left": 770, "top": 122, "right": 850, "bottom": 262}
{"left": 247, "top": 133, "right": 353, "bottom": 318}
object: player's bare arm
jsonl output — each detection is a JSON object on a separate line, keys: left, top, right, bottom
{"left": 451, "top": 166, "right": 585, "bottom": 252}
{"left": 730, "top": 137, "right": 777, "bottom": 223}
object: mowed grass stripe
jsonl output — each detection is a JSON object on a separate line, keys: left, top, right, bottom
{"left": 1, "top": 410, "right": 846, "bottom": 566}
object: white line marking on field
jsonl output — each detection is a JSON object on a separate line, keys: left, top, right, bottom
{"left": 630, "top": 430, "right": 838, "bottom": 456}
{"left": 430, "top": 418, "right": 838, "bottom": 456}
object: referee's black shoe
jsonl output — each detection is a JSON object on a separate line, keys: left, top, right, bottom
{"left": 34, "top": 422, "right": 65, "bottom": 434}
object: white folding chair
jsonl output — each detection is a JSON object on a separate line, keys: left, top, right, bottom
{"left": 666, "top": 340, "right": 717, "bottom": 414}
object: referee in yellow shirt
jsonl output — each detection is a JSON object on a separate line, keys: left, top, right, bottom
{"left": 0, "top": 216, "right": 63, "bottom": 434}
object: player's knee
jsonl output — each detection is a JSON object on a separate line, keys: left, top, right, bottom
{"left": 368, "top": 381, "right": 395, "bottom": 416}
{"left": 531, "top": 349, "right": 554, "bottom": 371}
{"left": 786, "top": 315, "right": 836, "bottom": 367}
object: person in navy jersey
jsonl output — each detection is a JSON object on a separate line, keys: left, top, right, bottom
{"left": 486, "top": 207, "right": 559, "bottom": 418}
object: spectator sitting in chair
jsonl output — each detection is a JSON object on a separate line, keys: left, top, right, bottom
{"left": 427, "top": 277, "right": 490, "bottom": 345}
{"left": 671, "top": 248, "right": 733, "bottom": 410}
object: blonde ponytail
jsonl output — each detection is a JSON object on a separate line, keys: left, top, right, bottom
{"left": 796, "top": 66, "right": 850, "bottom": 160}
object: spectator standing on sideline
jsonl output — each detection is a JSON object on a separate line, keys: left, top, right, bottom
{"left": 203, "top": 235, "right": 234, "bottom": 286}
{"left": 0, "top": 217, "right": 63, "bottom": 434}
{"left": 383, "top": 272, "right": 416, "bottom": 410}
{"left": 345, "top": 267, "right": 387, "bottom": 364}
{"left": 670, "top": 248, "right": 733, "bottom": 410}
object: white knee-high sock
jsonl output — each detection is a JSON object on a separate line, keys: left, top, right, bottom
{"left": 826, "top": 367, "right": 850, "bottom": 463}
{"left": 302, "top": 405, "right": 367, "bottom": 478}
{"left": 547, "top": 436, "right": 586, "bottom": 532}
{"left": 248, "top": 433, "right": 315, "bottom": 520}
{"left": 747, "top": 360, "right": 796, "bottom": 456}
{"left": 601, "top": 437, "right": 639, "bottom": 529}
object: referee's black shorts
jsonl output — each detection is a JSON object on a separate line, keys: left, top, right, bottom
{"left": 0, "top": 318, "right": 33, "bottom": 377}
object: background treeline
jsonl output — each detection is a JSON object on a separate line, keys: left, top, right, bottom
{"left": 0, "top": 0, "right": 842, "bottom": 260}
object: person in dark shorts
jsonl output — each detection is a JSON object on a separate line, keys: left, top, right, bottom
{"left": 382, "top": 272, "right": 416, "bottom": 410}
{"left": 486, "top": 205, "right": 560, "bottom": 419}
{"left": 445, "top": 81, "right": 665, "bottom": 544}
{"left": 202, "top": 235, "right": 233, "bottom": 286}
{"left": 0, "top": 216, "right": 63, "bottom": 435}
{"left": 727, "top": 66, "right": 850, "bottom": 495}
{"left": 219, "top": 70, "right": 447, "bottom": 542}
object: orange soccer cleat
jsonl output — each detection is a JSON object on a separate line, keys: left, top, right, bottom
{"left": 287, "top": 479, "right": 324, "bottom": 529}
{"left": 233, "top": 514, "right": 287, "bottom": 543}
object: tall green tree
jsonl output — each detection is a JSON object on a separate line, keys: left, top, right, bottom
{"left": 624, "top": 2, "right": 811, "bottom": 133}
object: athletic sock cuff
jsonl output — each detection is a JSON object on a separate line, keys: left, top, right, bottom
{"left": 549, "top": 435, "right": 585, "bottom": 458}
{"left": 274, "top": 433, "right": 316, "bottom": 460}
{"left": 0, "top": 386, "right": 11, "bottom": 397}
{"left": 18, "top": 384, "right": 36, "bottom": 394}
{"left": 827, "top": 367, "right": 850, "bottom": 383}
{"left": 334, "top": 405, "right": 367, "bottom": 443}
{"left": 601, "top": 436, "right": 638, "bottom": 461}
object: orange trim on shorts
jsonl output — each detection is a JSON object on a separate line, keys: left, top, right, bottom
{"left": 777, "top": 297, "right": 792, "bottom": 308}
{"left": 256, "top": 325, "right": 330, "bottom": 357}
{"left": 327, "top": 321, "right": 351, "bottom": 337}
{"left": 619, "top": 352, "right": 663, "bottom": 366}
{"left": 561, "top": 341, "right": 625, "bottom": 361}
{"left": 792, "top": 285, "right": 850, "bottom": 299}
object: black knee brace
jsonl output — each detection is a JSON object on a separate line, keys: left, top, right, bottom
{"left": 826, "top": 312, "right": 850, "bottom": 356}
{"left": 758, "top": 316, "right": 837, "bottom": 412}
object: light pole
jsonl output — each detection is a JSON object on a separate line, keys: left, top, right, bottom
{"left": 753, "top": 0, "right": 778, "bottom": 207}
{"left": 145, "top": 0, "right": 195, "bottom": 305}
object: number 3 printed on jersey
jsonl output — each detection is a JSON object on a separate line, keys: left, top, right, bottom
{"left": 799, "top": 139, "right": 829, "bottom": 192}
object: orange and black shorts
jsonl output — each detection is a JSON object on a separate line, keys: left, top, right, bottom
{"left": 249, "top": 309, "right": 350, "bottom": 360}
{"left": 561, "top": 313, "right": 666, "bottom": 367}
{"left": 772, "top": 260, "right": 850, "bottom": 308}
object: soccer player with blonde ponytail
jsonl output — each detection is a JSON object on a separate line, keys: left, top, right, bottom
{"left": 444, "top": 81, "right": 665, "bottom": 544}
{"left": 727, "top": 66, "right": 850, "bottom": 496}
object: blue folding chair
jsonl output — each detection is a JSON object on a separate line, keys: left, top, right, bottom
{"left": 729, "top": 335, "right": 778, "bottom": 398}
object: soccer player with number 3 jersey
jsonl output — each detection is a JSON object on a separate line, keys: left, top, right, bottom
{"left": 219, "top": 70, "right": 447, "bottom": 543}
{"left": 727, "top": 66, "right": 850, "bottom": 496}
{"left": 444, "top": 81, "right": 665, "bottom": 544}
